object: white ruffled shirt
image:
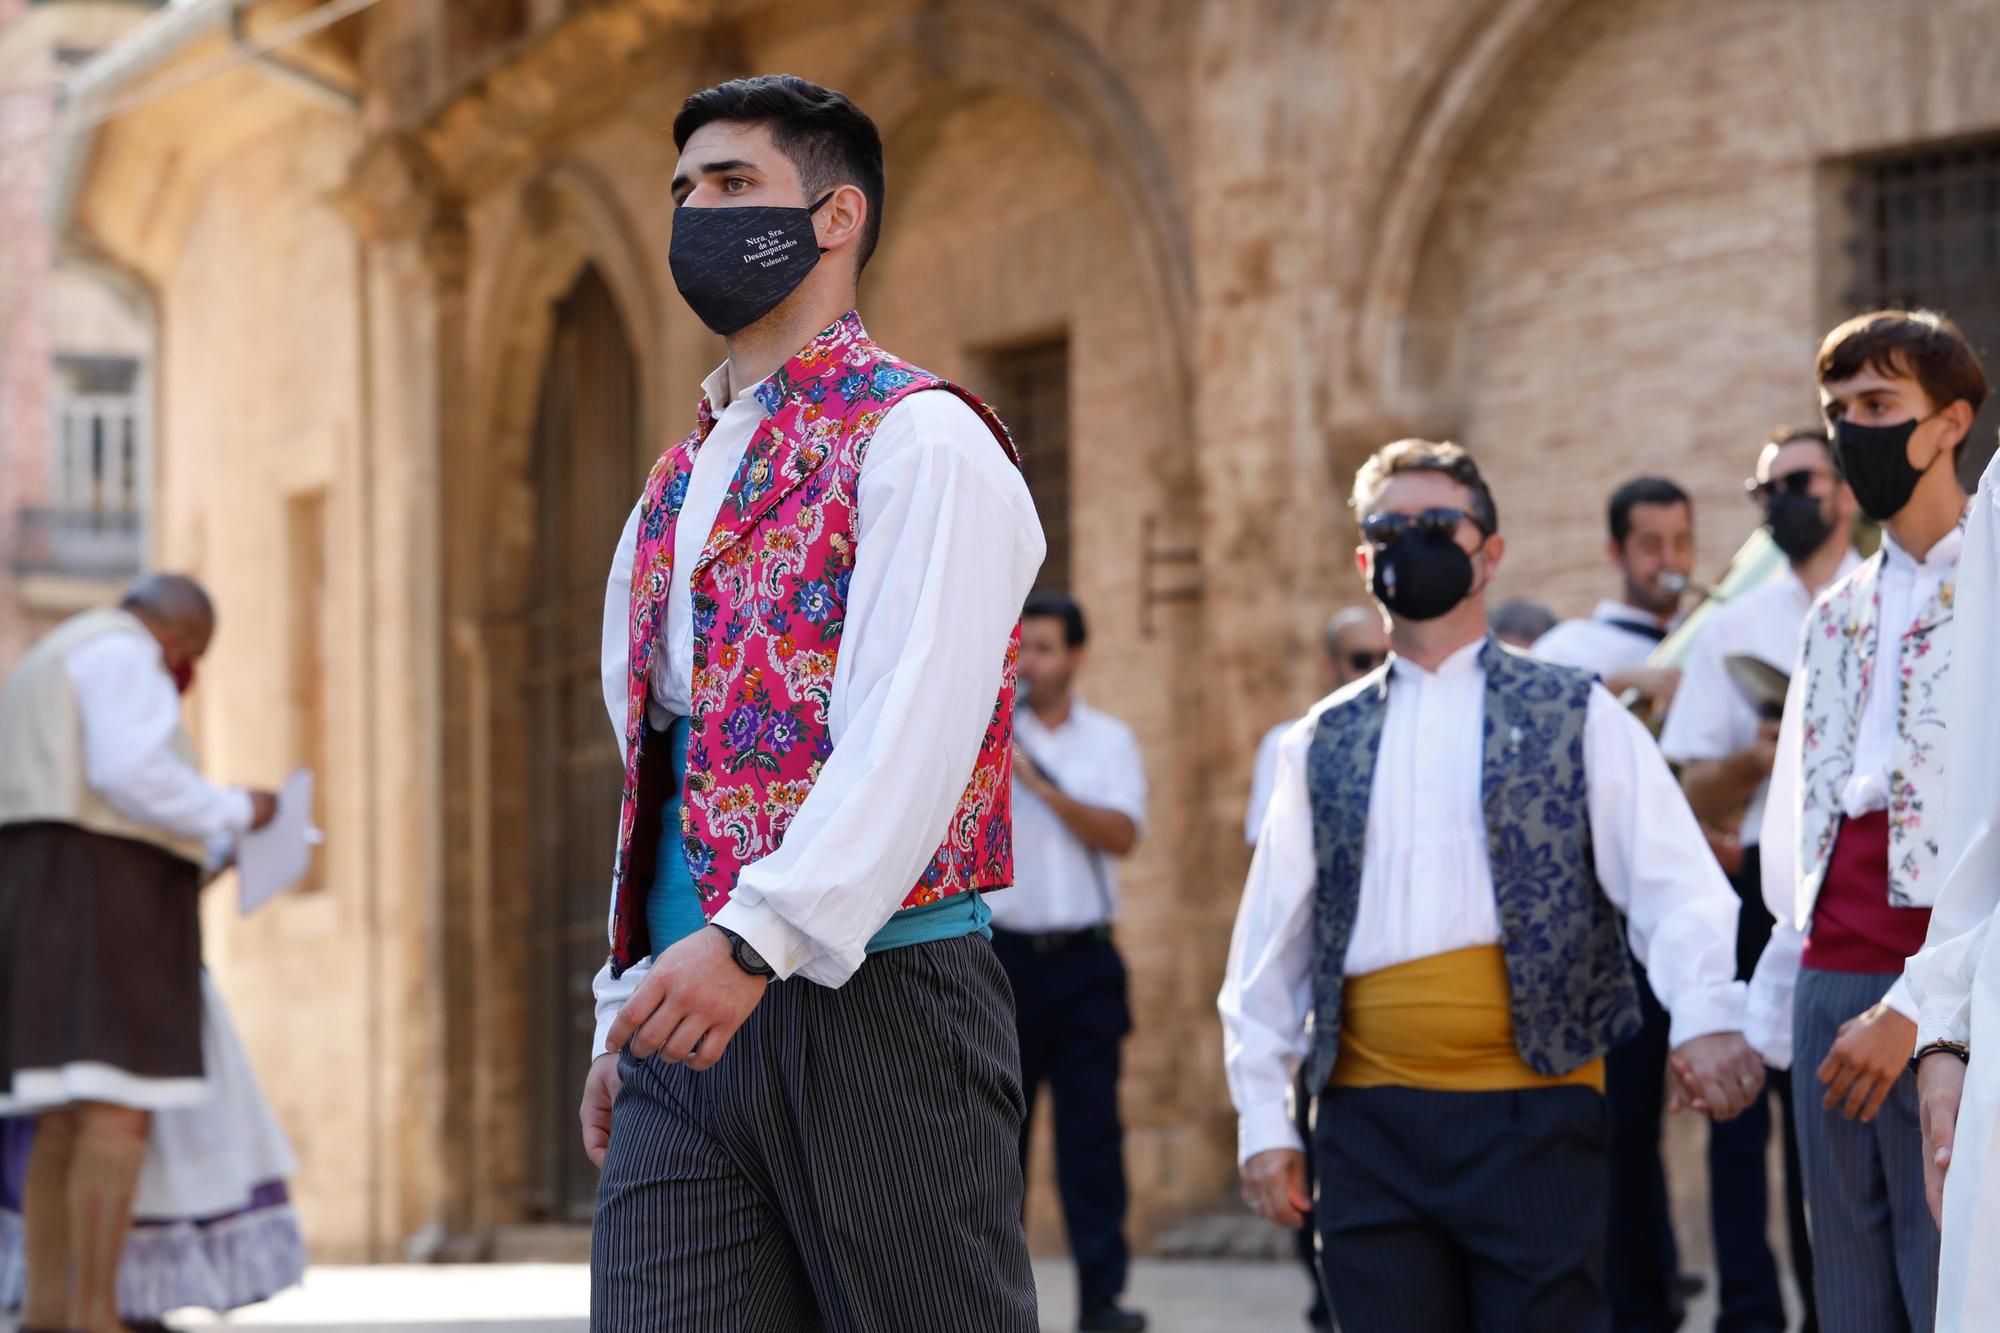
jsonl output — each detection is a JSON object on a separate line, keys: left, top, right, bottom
{"left": 1220, "top": 639, "right": 1746, "bottom": 1163}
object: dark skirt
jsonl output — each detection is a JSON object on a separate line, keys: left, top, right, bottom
{"left": 0, "top": 822, "right": 203, "bottom": 1108}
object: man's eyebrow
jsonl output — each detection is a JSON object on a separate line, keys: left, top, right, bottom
{"left": 671, "top": 159, "right": 759, "bottom": 195}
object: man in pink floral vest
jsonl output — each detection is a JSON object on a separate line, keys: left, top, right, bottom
{"left": 579, "top": 76, "right": 1045, "bottom": 1330}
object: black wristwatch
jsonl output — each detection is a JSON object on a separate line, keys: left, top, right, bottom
{"left": 714, "top": 925, "right": 775, "bottom": 978}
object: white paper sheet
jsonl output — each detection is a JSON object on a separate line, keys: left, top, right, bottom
{"left": 237, "top": 768, "right": 320, "bottom": 915}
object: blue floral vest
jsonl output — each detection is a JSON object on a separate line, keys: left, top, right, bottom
{"left": 1302, "top": 637, "right": 1641, "bottom": 1088}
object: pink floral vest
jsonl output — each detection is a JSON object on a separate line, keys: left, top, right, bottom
{"left": 607, "top": 312, "right": 1022, "bottom": 973}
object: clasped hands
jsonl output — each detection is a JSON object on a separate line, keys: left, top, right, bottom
{"left": 1664, "top": 1030, "right": 1767, "bottom": 1120}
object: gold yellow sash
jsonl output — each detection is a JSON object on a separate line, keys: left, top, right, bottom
{"left": 1330, "top": 945, "right": 1605, "bottom": 1093}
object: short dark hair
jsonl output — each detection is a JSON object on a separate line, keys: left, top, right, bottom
{"left": 1766, "top": 423, "right": 1837, "bottom": 473}
{"left": 673, "top": 75, "right": 887, "bottom": 270}
{"left": 1607, "top": 476, "right": 1691, "bottom": 546}
{"left": 1817, "top": 310, "right": 1990, "bottom": 445}
{"left": 1350, "top": 438, "right": 1499, "bottom": 534}
{"left": 1023, "top": 592, "right": 1087, "bottom": 648}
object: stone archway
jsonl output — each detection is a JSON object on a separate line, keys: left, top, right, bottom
{"left": 842, "top": 0, "right": 1195, "bottom": 402}
{"left": 437, "top": 162, "right": 661, "bottom": 1233}
{"left": 857, "top": 75, "right": 1217, "bottom": 1245}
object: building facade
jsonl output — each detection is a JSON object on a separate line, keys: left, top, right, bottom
{"left": 35, "top": 0, "right": 2000, "bottom": 1261}
{"left": 0, "top": 0, "right": 158, "bottom": 668}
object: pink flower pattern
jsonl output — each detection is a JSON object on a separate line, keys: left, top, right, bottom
{"left": 603, "top": 313, "right": 1024, "bottom": 972}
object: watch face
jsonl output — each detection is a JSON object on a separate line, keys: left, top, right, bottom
{"left": 731, "top": 933, "right": 773, "bottom": 975}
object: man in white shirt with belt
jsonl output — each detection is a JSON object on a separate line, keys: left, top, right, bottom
{"left": 1221, "top": 438, "right": 1760, "bottom": 1332}
{"left": 988, "top": 592, "right": 1149, "bottom": 1333}
{"left": 1659, "top": 425, "right": 1859, "bottom": 1333}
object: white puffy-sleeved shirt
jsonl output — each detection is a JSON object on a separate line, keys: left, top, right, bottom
{"left": 1219, "top": 640, "right": 1746, "bottom": 1163}
{"left": 1531, "top": 600, "right": 1670, "bottom": 676}
{"left": 1657, "top": 552, "right": 1861, "bottom": 847}
{"left": 64, "top": 627, "right": 253, "bottom": 842}
{"left": 589, "top": 361, "right": 1045, "bottom": 1056}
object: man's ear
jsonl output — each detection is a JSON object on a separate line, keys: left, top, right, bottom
{"left": 1936, "top": 398, "right": 1977, "bottom": 460}
{"left": 814, "top": 183, "right": 868, "bottom": 257}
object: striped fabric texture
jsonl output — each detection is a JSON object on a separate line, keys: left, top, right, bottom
{"left": 1791, "top": 967, "right": 1941, "bottom": 1333}
{"left": 591, "top": 935, "right": 1038, "bottom": 1331}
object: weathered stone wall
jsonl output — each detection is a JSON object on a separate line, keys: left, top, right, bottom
{"left": 49, "top": 0, "right": 2000, "bottom": 1265}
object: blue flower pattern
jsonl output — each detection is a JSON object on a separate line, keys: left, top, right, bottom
{"left": 1302, "top": 639, "right": 1637, "bottom": 1088}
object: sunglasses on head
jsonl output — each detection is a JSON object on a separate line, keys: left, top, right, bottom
{"left": 1359, "top": 507, "right": 1491, "bottom": 549}
{"left": 1745, "top": 468, "right": 1829, "bottom": 503}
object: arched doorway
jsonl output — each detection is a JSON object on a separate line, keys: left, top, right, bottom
{"left": 523, "top": 264, "right": 646, "bottom": 1219}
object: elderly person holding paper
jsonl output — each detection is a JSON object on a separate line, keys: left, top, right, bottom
{"left": 0, "top": 575, "right": 278, "bottom": 1333}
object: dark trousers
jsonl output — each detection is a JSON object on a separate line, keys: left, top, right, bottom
{"left": 1605, "top": 962, "right": 1681, "bottom": 1333}
{"left": 1314, "top": 1084, "right": 1611, "bottom": 1333}
{"left": 1792, "top": 967, "right": 1939, "bottom": 1333}
{"left": 590, "top": 935, "right": 1037, "bottom": 1332}
{"left": 991, "top": 926, "right": 1133, "bottom": 1311}
{"left": 1706, "top": 845, "right": 1813, "bottom": 1333}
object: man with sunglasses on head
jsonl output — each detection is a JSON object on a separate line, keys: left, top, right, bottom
{"left": 1736, "top": 310, "right": 1984, "bottom": 1333}
{"left": 1658, "top": 426, "right": 1859, "bottom": 1333}
{"left": 1221, "top": 438, "right": 1759, "bottom": 1332}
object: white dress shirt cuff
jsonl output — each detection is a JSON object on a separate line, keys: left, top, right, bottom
{"left": 711, "top": 898, "right": 819, "bottom": 982}
{"left": 1745, "top": 982, "right": 1794, "bottom": 1070}
{"left": 1881, "top": 973, "right": 1920, "bottom": 1024}
{"left": 1237, "top": 1101, "right": 1304, "bottom": 1165}
{"left": 221, "top": 788, "right": 256, "bottom": 835}
{"left": 590, "top": 958, "right": 645, "bottom": 1057}
{"left": 1917, "top": 998, "right": 1973, "bottom": 1050}
{"left": 1664, "top": 979, "right": 1749, "bottom": 1050}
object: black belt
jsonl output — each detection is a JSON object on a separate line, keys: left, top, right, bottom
{"left": 993, "top": 924, "right": 1113, "bottom": 954}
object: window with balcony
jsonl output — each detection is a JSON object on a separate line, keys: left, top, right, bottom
{"left": 14, "top": 354, "right": 145, "bottom": 580}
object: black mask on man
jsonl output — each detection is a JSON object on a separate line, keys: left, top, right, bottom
{"left": 1831, "top": 414, "right": 1941, "bottom": 523}
{"left": 1372, "top": 532, "right": 1477, "bottom": 622}
{"left": 1764, "top": 492, "right": 1836, "bottom": 562}
{"left": 669, "top": 193, "right": 833, "bottom": 336}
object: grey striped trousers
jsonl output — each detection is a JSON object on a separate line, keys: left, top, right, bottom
{"left": 1793, "top": 967, "right": 1941, "bottom": 1333}
{"left": 589, "top": 934, "right": 1039, "bottom": 1332}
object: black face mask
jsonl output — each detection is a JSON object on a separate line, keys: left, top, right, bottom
{"left": 669, "top": 193, "right": 832, "bottom": 336}
{"left": 1764, "top": 492, "right": 1836, "bottom": 561}
{"left": 1832, "top": 413, "right": 1939, "bottom": 522}
{"left": 1371, "top": 531, "right": 1477, "bottom": 622}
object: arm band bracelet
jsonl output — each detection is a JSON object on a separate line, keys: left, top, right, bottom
{"left": 1910, "top": 1039, "right": 1971, "bottom": 1075}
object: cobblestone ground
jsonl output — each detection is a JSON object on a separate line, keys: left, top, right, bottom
{"left": 0, "top": 1256, "right": 1746, "bottom": 1333}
